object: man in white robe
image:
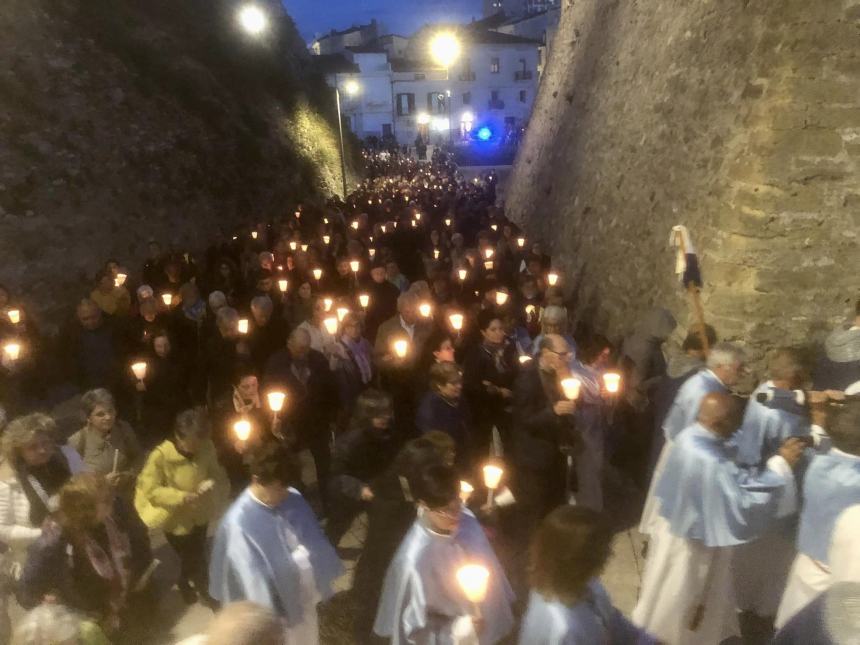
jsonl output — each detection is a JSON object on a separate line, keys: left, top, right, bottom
{"left": 639, "top": 342, "right": 746, "bottom": 536}
{"left": 632, "top": 392, "right": 805, "bottom": 645}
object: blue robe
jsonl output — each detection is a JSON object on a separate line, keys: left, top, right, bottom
{"left": 796, "top": 450, "right": 860, "bottom": 565}
{"left": 208, "top": 488, "right": 343, "bottom": 625}
{"left": 374, "top": 509, "right": 515, "bottom": 644}
{"left": 736, "top": 383, "right": 811, "bottom": 468}
{"left": 655, "top": 423, "right": 789, "bottom": 547}
{"left": 661, "top": 370, "right": 726, "bottom": 441}
{"left": 519, "top": 582, "right": 654, "bottom": 645}
{"left": 571, "top": 362, "right": 608, "bottom": 511}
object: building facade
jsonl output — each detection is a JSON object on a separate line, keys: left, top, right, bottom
{"left": 311, "top": 20, "right": 380, "bottom": 55}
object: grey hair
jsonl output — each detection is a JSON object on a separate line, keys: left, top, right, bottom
{"left": 542, "top": 305, "right": 568, "bottom": 326}
{"left": 397, "top": 290, "right": 419, "bottom": 312}
{"left": 706, "top": 342, "right": 746, "bottom": 370}
{"left": 206, "top": 601, "right": 283, "bottom": 645}
{"left": 12, "top": 604, "right": 81, "bottom": 645}
{"left": 2, "top": 413, "right": 57, "bottom": 463}
{"left": 81, "top": 388, "right": 115, "bottom": 417}
{"left": 251, "top": 295, "right": 274, "bottom": 314}
{"left": 289, "top": 327, "right": 311, "bottom": 345}
{"left": 174, "top": 407, "right": 211, "bottom": 440}
{"left": 216, "top": 306, "right": 239, "bottom": 329}
{"left": 208, "top": 290, "right": 227, "bottom": 310}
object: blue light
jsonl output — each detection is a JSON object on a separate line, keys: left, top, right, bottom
{"left": 477, "top": 127, "right": 492, "bottom": 141}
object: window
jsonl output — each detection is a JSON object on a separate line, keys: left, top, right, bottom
{"left": 427, "top": 93, "right": 446, "bottom": 114}
{"left": 462, "top": 91, "right": 472, "bottom": 105}
{"left": 519, "top": 90, "right": 527, "bottom": 103}
{"left": 396, "top": 93, "right": 416, "bottom": 116}
{"left": 519, "top": 58, "right": 527, "bottom": 72}
{"left": 490, "top": 57, "right": 500, "bottom": 74}
{"left": 415, "top": 73, "right": 426, "bottom": 80}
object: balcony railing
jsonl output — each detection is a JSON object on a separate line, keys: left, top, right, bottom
{"left": 515, "top": 70, "right": 533, "bottom": 81}
{"left": 488, "top": 99, "right": 505, "bottom": 110}
{"left": 459, "top": 71, "right": 476, "bottom": 81}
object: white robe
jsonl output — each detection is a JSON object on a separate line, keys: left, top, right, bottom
{"left": 632, "top": 515, "right": 739, "bottom": 645}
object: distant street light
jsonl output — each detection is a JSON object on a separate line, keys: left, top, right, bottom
{"left": 237, "top": 5, "right": 268, "bottom": 36}
{"left": 429, "top": 32, "right": 461, "bottom": 144}
{"left": 416, "top": 113, "right": 431, "bottom": 125}
{"left": 335, "top": 78, "right": 361, "bottom": 197}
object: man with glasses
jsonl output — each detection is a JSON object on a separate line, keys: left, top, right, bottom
{"left": 373, "top": 463, "right": 515, "bottom": 644}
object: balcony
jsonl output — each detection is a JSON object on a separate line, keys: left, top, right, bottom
{"left": 488, "top": 99, "right": 505, "bottom": 110}
{"left": 459, "top": 71, "right": 476, "bottom": 81}
{"left": 515, "top": 70, "right": 533, "bottom": 81}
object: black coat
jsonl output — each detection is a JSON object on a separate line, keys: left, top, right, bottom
{"left": 511, "top": 363, "right": 574, "bottom": 471}
{"left": 328, "top": 424, "right": 399, "bottom": 500}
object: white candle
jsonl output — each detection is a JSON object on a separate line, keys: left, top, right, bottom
{"left": 518, "top": 355, "right": 532, "bottom": 364}
{"left": 516, "top": 237, "right": 525, "bottom": 248}
{"left": 233, "top": 419, "right": 251, "bottom": 442}
{"left": 459, "top": 480, "right": 474, "bottom": 503}
{"left": 603, "top": 372, "right": 621, "bottom": 393}
{"left": 112, "top": 448, "right": 119, "bottom": 474}
{"left": 495, "top": 291, "right": 509, "bottom": 306}
{"left": 445, "top": 218, "right": 452, "bottom": 227}
{"left": 312, "top": 268, "right": 323, "bottom": 281}
{"left": 238, "top": 319, "right": 249, "bottom": 335}
{"left": 456, "top": 564, "right": 490, "bottom": 604}
{"left": 547, "top": 271, "right": 559, "bottom": 287}
{"left": 131, "top": 361, "right": 147, "bottom": 381}
{"left": 418, "top": 302, "right": 432, "bottom": 318}
{"left": 482, "top": 464, "right": 503, "bottom": 490}
{"left": 323, "top": 297, "right": 333, "bottom": 312}
{"left": 115, "top": 273, "right": 127, "bottom": 287}
{"left": 7, "top": 309, "right": 20, "bottom": 325}
{"left": 393, "top": 339, "right": 409, "bottom": 358}
{"left": 161, "top": 293, "right": 172, "bottom": 307}
{"left": 358, "top": 293, "right": 370, "bottom": 308}
{"left": 458, "top": 269, "right": 467, "bottom": 282}
{"left": 449, "top": 313, "right": 464, "bottom": 331}
{"left": 267, "top": 391, "right": 286, "bottom": 413}
{"left": 3, "top": 342, "right": 21, "bottom": 362}
{"left": 278, "top": 279, "right": 288, "bottom": 293}
{"left": 350, "top": 260, "right": 360, "bottom": 273}
{"left": 336, "top": 306, "right": 350, "bottom": 322}
{"left": 561, "top": 377, "right": 581, "bottom": 401}
{"left": 323, "top": 317, "right": 339, "bottom": 335}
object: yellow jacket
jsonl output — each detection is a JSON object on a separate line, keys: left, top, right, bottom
{"left": 134, "top": 439, "right": 229, "bottom": 535}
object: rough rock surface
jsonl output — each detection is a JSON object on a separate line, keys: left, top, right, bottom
{"left": 0, "top": 0, "right": 355, "bottom": 322}
{"left": 507, "top": 0, "right": 859, "bottom": 359}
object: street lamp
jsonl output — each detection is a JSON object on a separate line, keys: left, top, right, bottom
{"left": 336, "top": 78, "right": 361, "bottom": 198}
{"left": 429, "top": 32, "right": 461, "bottom": 145}
{"left": 237, "top": 4, "right": 268, "bottom": 36}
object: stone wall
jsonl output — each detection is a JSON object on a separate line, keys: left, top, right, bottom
{"left": 506, "top": 0, "right": 859, "bottom": 361}
{"left": 0, "top": 0, "right": 356, "bottom": 323}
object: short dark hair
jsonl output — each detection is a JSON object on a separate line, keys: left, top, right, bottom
{"left": 681, "top": 324, "right": 718, "bottom": 352}
{"left": 828, "top": 401, "right": 860, "bottom": 456}
{"left": 578, "top": 334, "right": 613, "bottom": 365}
{"left": 413, "top": 463, "right": 458, "bottom": 509}
{"left": 429, "top": 361, "right": 462, "bottom": 392}
{"left": 529, "top": 506, "right": 612, "bottom": 603}
{"left": 477, "top": 308, "right": 501, "bottom": 331}
{"left": 174, "top": 408, "right": 211, "bottom": 440}
{"left": 245, "top": 440, "right": 301, "bottom": 486}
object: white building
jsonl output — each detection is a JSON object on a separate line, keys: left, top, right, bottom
{"left": 312, "top": 26, "right": 541, "bottom": 146}
{"left": 311, "top": 20, "right": 379, "bottom": 55}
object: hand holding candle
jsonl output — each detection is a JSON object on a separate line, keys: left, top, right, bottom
{"left": 561, "top": 377, "right": 582, "bottom": 401}
{"left": 456, "top": 564, "right": 490, "bottom": 605}
{"left": 392, "top": 338, "right": 409, "bottom": 359}
{"left": 603, "top": 372, "right": 621, "bottom": 394}
{"left": 233, "top": 419, "right": 252, "bottom": 442}
{"left": 131, "top": 361, "right": 147, "bottom": 382}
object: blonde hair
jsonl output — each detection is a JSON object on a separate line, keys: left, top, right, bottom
{"left": 2, "top": 413, "right": 57, "bottom": 463}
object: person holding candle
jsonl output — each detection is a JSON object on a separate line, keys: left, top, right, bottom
{"left": 362, "top": 260, "right": 400, "bottom": 343}
{"left": 135, "top": 408, "right": 228, "bottom": 606}
{"left": 463, "top": 310, "right": 519, "bottom": 462}
{"left": 68, "top": 389, "right": 142, "bottom": 499}
{"left": 373, "top": 462, "right": 515, "bottom": 644}
{"left": 519, "top": 506, "right": 655, "bottom": 644}
{"left": 334, "top": 312, "right": 375, "bottom": 424}
{"left": 416, "top": 362, "right": 473, "bottom": 472}
{"left": 208, "top": 441, "right": 343, "bottom": 644}
{"left": 90, "top": 268, "right": 132, "bottom": 318}
{"left": 60, "top": 299, "right": 125, "bottom": 396}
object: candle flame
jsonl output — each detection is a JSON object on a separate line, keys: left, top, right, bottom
{"left": 233, "top": 419, "right": 251, "bottom": 442}
{"left": 393, "top": 339, "right": 409, "bottom": 358}
{"left": 267, "top": 391, "right": 286, "bottom": 413}
{"left": 238, "top": 319, "right": 249, "bottom": 334}
{"left": 561, "top": 377, "right": 581, "bottom": 401}
{"left": 456, "top": 564, "right": 490, "bottom": 604}
{"left": 603, "top": 372, "right": 621, "bottom": 393}
{"left": 131, "top": 361, "right": 147, "bottom": 381}
{"left": 323, "top": 317, "right": 339, "bottom": 335}
{"left": 359, "top": 293, "right": 370, "bottom": 308}
{"left": 483, "top": 464, "right": 504, "bottom": 490}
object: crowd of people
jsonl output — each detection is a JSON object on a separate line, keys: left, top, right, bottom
{"left": 0, "top": 147, "right": 858, "bottom": 645}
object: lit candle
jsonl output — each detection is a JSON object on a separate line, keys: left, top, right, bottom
{"left": 323, "top": 297, "right": 333, "bottom": 312}
{"left": 278, "top": 279, "right": 288, "bottom": 293}
{"left": 323, "top": 217, "right": 329, "bottom": 224}
{"left": 289, "top": 241, "right": 298, "bottom": 251}
{"left": 350, "top": 260, "right": 360, "bottom": 273}
{"left": 267, "top": 391, "right": 286, "bottom": 413}
{"left": 381, "top": 225, "right": 387, "bottom": 234}
{"left": 516, "top": 237, "right": 525, "bottom": 248}
{"left": 301, "top": 244, "right": 308, "bottom": 252}
{"left": 483, "top": 464, "right": 504, "bottom": 490}
{"left": 433, "top": 248, "right": 440, "bottom": 260}
{"left": 4, "top": 342, "right": 21, "bottom": 362}
{"left": 484, "top": 248, "right": 494, "bottom": 259}
{"left": 561, "top": 377, "right": 581, "bottom": 401}
{"left": 547, "top": 271, "right": 559, "bottom": 287}
{"left": 484, "top": 260, "right": 494, "bottom": 271}
{"left": 336, "top": 306, "right": 350, "bottom": 322}
{"left": 7, "top": 309, "right": 20, "bottom": 324}
{"left": 525, "top": 304, "right": 536, "bottom": 317}
{"left": 495, "top": 291, "right": 509, "bottom": 306}
{"left": 323, "top": 317, "right": 339, "bottom": 335}
{"left": 603, "top": 372, "right": 621, "bottom": 394}
{"left": 323, "top": 235, "right": 330, "bottom": 245}
{"left": 449, "top": 313, "right": 464, "bottom": 331}
{"left": 130, "top": 361, "right": 147, "bottom": 381}
{"left": 456, "top": 564, "right": 490, "bottom": 604}
{"left": 295, "top": 210, "right": 301, "bottom": 218}
{"left": 458, "top": 269, "right": 468, "bottom": 282}
{"left": 251, "top": 231, "right": 258, "bottom": 240}
{"left": 161, "top": 293, "right": 173, "bottom": 307}
{"left": 418, "top": 302, "right": 432, "bottom": 318}
{"left": 490, "top": 224, "right": 498, "bottom": 231}
{"left": 415, "top": 212, "right": 422, "bottom": 221}
{"left": 392, "top": 339, "right": 409, "bottom": 358}
{"left": 351, "top": 221, "right": 359, "bottom": 230}
{"left": 411, "top": 220, "right": 417, "bottom": 228}
{"left": 369, "top": 248, "right": 376, "bottom": 259}
{"left": 312, "top": 268, "right": 323, "bottom": 281}
{"left": 233, "top": 419, "right": 251, "bottom": 442}
{"left": 238, "top": 319, "right": 249, "bottom": 334}
{"left": 115, "top": 273, "right": 127, "bottom": 287}
{"left": 459, "top": 480, "right": 474, "bottom": 503}
{"left": 358, "top": 293, "right": 370, "bottom": 308}
{"left": 445, "top": 218, "right": 452, "bottom": 227}
{"left": 518, "top": 355, "right": 532, "bottom": 364}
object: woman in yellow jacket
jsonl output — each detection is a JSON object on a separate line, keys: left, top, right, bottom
{"left": 135, "top": 408, "right": 229, "bottom": 606}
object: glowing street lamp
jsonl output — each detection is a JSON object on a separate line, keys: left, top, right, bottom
{"left": 343, "top": 79, "right": 360, "bottom": 96}
{"left": 429, "top": 32, "right": 462, "bottom": 69}
{"left": 237, "top": 4, "right": 268, "bottom": 36}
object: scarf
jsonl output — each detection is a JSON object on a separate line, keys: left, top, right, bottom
{"left": 482, "top": 342, "right": 509, "bottom": 376}
{"left": 19, "top": 452, "right": 71, "bottom": 526}
{"left": 77, "top": 517, "right": 132, "bottom": 631}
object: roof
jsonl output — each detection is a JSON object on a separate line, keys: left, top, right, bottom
{"left": 470, "top": 13, "right": 511, "bottom": 30}
{"left": 377, "top": 34, "right": 409, "bottom": 41}
{"left": 467, "top": 29, "right": 542, "bottom": 45}
{"left": 499, "top": 9, "right": 552, "bottom": 26}
{"left": 310, "top": 54, "right": 360, "bottom": 74}
{"left": 314, "top": 20, "right": 377, "bottom": 42}
{"left": 346, "top": 45, "right": 388, "bottom": 54}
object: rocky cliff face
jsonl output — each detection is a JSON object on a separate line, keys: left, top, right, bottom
{"left": 0, "top": 0, "right": 353, "bottom": 321}
{"left": 507, "top": 0, "right": 859, "bottom": 359}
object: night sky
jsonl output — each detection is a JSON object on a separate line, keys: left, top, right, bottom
{"left": 283, "top": 0, "right": 484, "bottom": 41}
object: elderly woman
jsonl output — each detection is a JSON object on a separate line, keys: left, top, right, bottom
{"left": 334, "top": 312, "right": 375, "bottom": 421}
{"left": 17, "top": 473, "right": 154, "bottom": 638}
{"left": 0, "top": 413, "right": 84, "bottom": 566}
{"left": 135, "top": 408, "right": 228, "bottom": 606}
{"left": 69, "top": 389, "right": 142, "bottom": 497}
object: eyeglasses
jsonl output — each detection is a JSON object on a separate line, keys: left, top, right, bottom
{"left": 545, "top": 349, "right": 571, "bottom": 359}
{"left": 427, "top": 502, "right": 461, "bottom": 519}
